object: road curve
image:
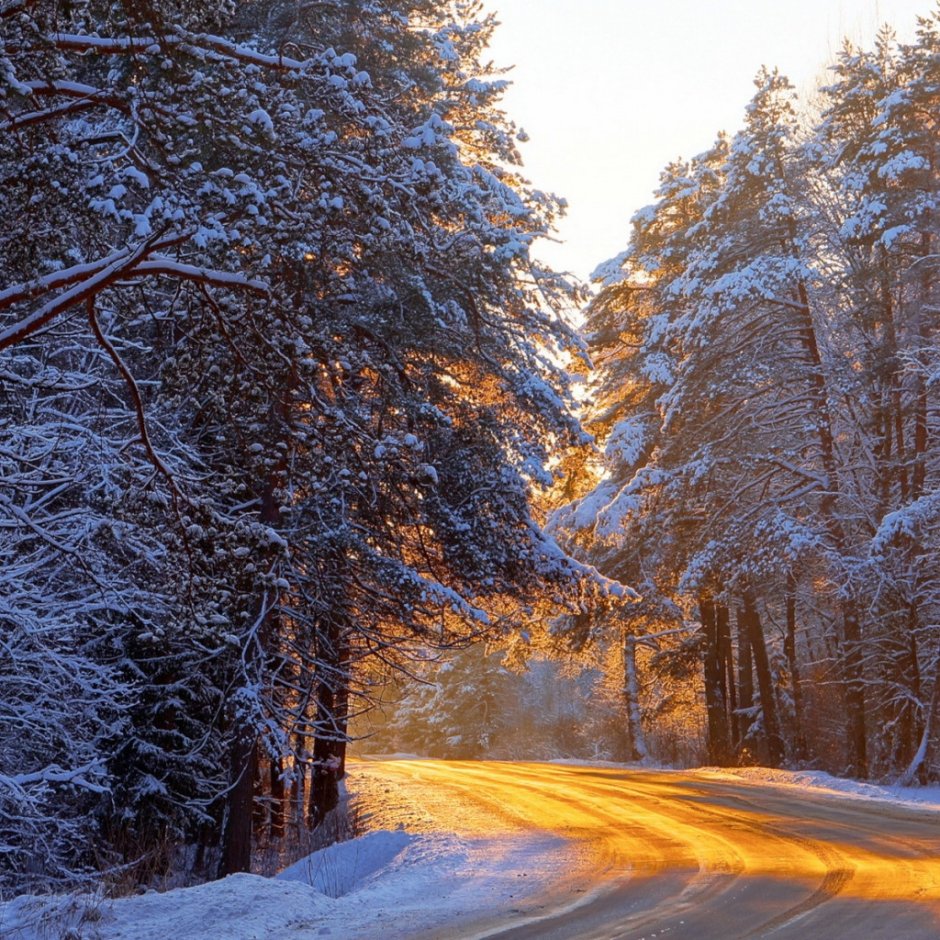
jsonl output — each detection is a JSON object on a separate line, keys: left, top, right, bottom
{"left": 351, "top": 759, "right": 940, "bottom": 939}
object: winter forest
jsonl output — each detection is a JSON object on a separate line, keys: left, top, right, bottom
{"left": 1, "top": 0, "right": 939, "bottom": 907}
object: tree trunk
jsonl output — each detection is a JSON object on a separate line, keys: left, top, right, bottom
{"left": 292, "top": 734, "right": 307, "bottom": 838}
{"left": 743, "top": 589, "right": 785, "bottom": 768}
{"left": 900, "top": 640, "right": 940, "bottom": 786}
{"left": 717, "top": 603, "right": 738, "bottom": 749}
{"left": 309, "top": 679, "right": 339, "bottom": 828}
{"left": 886, "top": 605, "right": 923, "bottom": 774}
{"left": 219, "top": 449, "right": 288, "bottom": 875}
{"left": 335, "top": 679, "right": 350, "bottom": 780}
{"left": 701, "top": 597, "right": 731, "bottom": 765}
{"left": 622, "top": 629, "right": 648, "bottom": 762}
{"left": 252, "top": 757, "right": 267, "bottom": 841}
{"left": 270, "top": 756, "right": 287, "bottom": 841}
{"left": 911, "top": 230, "right": 931, "bottom": 500}
{"left": 218, "top": 731, "right": 258, "bottom": 876}
{"left": 906, "top": 607, "right": 924, "bottom": 766}
{"left": 308, "top": 617, "right": 350, "bottom": 829}
{"left": 736, "top": 605, "right": 755, "bottom": 756}
{"left": 784, "top": 574, "right": 806, "bottom": 761}
{"left": 788, "top": 253, "right": 868, "bottom": 776}
{"left": 841, "top": 602, "right": 868, "bottom": 777}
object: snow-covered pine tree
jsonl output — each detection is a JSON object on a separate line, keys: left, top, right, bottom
{"left": 2, "top": 0, "right": 618, "bottom": 886}
{"left": 565, "top": 15, "right": 939, "bottom": 775}
{"left": 817, "top": 11, "right": 940, "bottom": 779}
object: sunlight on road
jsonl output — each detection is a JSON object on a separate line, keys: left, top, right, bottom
{"left": 352, "top": 759, "right": 940, "bottom": 939}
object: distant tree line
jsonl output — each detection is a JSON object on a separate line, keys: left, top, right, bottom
{"left": 359, "top": 645, "right": 632, "bottom": 763}
{"left": 0, "top": 0, "right": 617, "bottom": 893}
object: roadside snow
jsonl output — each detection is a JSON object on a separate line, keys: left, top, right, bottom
{"left": 0, "top": 761, "right": 575, "bottom": 940}
{"left": 0, "top": 827, "right": 561, "bottom": 940}
{"left": 548, "top": 756, "right": 652, "bottom": 769}
{"left": 701, "top": 765, "right": 940, "bottom": 811}
{"left": 0, "top": 876, "right": 336, "bottom": 940}
{"left": 0, "top": 828, "right": 531, "bottom": 939}
{"left": 548, "top": 757, "right": 940, "bottom": 811}
{"left": 277, "top": 829, "right": 415, "bottom": 897}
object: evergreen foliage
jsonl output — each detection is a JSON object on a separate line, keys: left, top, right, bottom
{"left": 558, "top": 8, "right": 939, "bottom": 781}
{"left": 0, "top": 0, "right": 611, "bottom": 890}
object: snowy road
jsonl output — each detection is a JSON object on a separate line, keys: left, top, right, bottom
{"left": 352, "top": 758, "right": 940, "bottom": 939}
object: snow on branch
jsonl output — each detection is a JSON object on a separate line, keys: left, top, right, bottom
{"left": 47, "top": 29, "right": 315, "bottom": 73}
{"left": 0, "top": 761, "right": 110, "bottom": 797}
{"left": 134, "top": 258, "right": 269, "bottom": 293}
{"left": 0, "top": 246, "right": 269, "bottom": 352}
{"left": 86, "top": 299, "right": 179, "bottom": 493}
{"left": 0, "top": 81, "right": 130, "bottom": 132}
{"left": 0, "top": 242, "right": 157, "bottom": 350}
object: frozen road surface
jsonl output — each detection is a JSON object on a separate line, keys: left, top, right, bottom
{"left": 351, "top": 758, "right": 940, "bottom": 939}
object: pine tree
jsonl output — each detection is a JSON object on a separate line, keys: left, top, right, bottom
{"left": 1, "top": 0, "right": 614, "bottom": 887}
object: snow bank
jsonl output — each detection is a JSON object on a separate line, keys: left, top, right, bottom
{"left": 277, "top": 828, "right": 414, "bottom": 897}
{"left": 0, "top": 832, "right": 422, "bottom": 939}
{"left": 548, "top": 757, "right": 650, "bottom": 769}
{"left": 0, "top": 876, "right": 334, "bottom": 940}
{"left": 548, "top": 758, "right": 940, "bottom": 811}
{"left": 701, "top": 765, "right": 940, "bottom": 811}
{"left": 0, "top": 768, "right": 570, "bottom": 939}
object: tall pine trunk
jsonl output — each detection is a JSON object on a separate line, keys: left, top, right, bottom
{"left": 622, "top": 629, "right": 648, "bottom": 761}
{"left": 736, "top": 605, "right": 755, "bottom": 757}
{"left": 900, "top": 636, "right": 940, "bottom": 786}
{"left": 784, "top": 574, "right": 806, "bottom": 761}
{"left": 717, "top": 603, "right": 737, "bottom": 749}
{"left": 308, "top": 614, "right": 350, "bottom": 829}
{"left": 840, "top": 603, "right": 868, "bottom": 777}
{"left": 743, "top": 589, "right": 785, "bottom": 768}
{"left": 701, "top": 596, "right": 731, "bottom": 765}
{"left": 788, "top": 226, "right": 868, "bottom": 776}
{"left": 270, "top": 756, "right": 287, "bottom": 841}
{"left": 219, "top": 733, "right": 258, "bottom": 876}
{"left": 219, "top": 373, "right": 292, "bottom": 875}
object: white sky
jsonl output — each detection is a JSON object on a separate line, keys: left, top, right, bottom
{"left": 484, "top": 0, "right": 932, "bottom": 282}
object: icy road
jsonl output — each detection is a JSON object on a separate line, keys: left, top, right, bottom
{"left": 352, "top": 758, "right": 940, "bottom": 939}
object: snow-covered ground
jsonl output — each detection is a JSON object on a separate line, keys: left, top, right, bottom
{"left": 0, "top": 760, "right": 578, "bottom": 940}
{"left": 3, "top": 759, "right": 939, "bottom": 939}
{"left": 548, "top": 756, "right": 940, "bottom": 810}
{"left": 0, "top": 830, "right": 558, "bottom": 939}
{"left": 701, "top": 764, "right": 940, "bottom": 811}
